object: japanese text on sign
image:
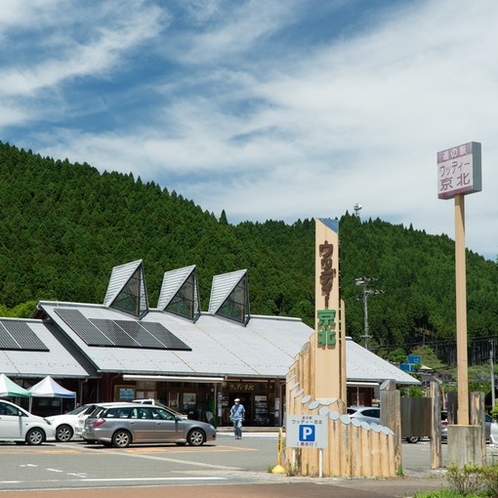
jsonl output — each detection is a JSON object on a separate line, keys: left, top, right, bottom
{"left": 317, "top": 309, "right": 336, "bottom": 346}
{"left": 286, "top": 414, "right": 328, "bottom": 448}
{"left": 319, "top": 241, "right": 336, "bottom": 308}
{"left": 317, "top": 240, "right": 338, "bottom": 348}
{"left": 437, "top": 142, "right": 482, "bottom": 199}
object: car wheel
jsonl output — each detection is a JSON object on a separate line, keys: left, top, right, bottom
{"left": 26, "top": 428, "right": 45, "bottom": 445}
{"left": 187, "top": 428, "right": 205, "bottom": 446}
{"left": 112, "top": 430, "right": 132, "bottom": 448}
{"left": 56, "top": 424, "right": 73, "bottom": 442}
{"left": 405, "top": 436, "right": 419, "bottom": 444}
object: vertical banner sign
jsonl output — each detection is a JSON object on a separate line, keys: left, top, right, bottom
{"left": 437, "top": 142, "right": 482, "bottom": 199}
{"left": 437, "top": 141, "right": 482, "bottom": 430}
{"left": 314, "top": 218, "right": 344, "bottom": 400}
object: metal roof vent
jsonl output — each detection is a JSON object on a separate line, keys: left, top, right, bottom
{"left": 208, "top": 269, "right": 250, "bottom": 325}
{"left": 103, "top": 260, "right": 149, "bottom": 318}
{"left": 157, "top": 265, "right": 201, "bottom": 322}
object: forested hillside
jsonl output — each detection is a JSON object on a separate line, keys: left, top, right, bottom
{"left": 1, "top": 141, "right": 497, "bottom": 360}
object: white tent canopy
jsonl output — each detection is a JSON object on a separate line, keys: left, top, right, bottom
{"left": 28, "top": 375, "right": 76, "bottom": 398}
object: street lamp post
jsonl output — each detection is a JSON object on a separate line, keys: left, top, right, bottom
{"left": 355, "top": 277, "right": 383, "bottom": 350}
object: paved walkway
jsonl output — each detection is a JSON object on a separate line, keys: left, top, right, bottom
{"left": 0, "top": 471, "right": 448, "bottom": 498}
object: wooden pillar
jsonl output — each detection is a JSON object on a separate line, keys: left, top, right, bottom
{"left": 314, "top": 219, "right": 345, "bottom": 401}
{"left": 470, "top": 391, "right": 486, "bottom": 464}
{"left": 430, "top": 381, "right": 442, "bottom": 469}
{"left": 380, "top": 387, "right": 401, "bottom": 473}
{"left": 455, "top": 193, "right": 469, "bottom": 426}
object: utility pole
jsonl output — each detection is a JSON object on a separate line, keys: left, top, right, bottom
{"left": 491, "top": 340, "right": 495, "bottom": 409}
{"left": 355, "top": 277, "right": 383, "bottom": 350}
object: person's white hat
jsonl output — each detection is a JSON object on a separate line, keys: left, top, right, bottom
{"left": 234, "top": 398, "right": 240, "bottom": 402}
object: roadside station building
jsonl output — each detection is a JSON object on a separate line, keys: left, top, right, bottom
{"left": 0, "top": 260, "right": 418, "bottom": 425}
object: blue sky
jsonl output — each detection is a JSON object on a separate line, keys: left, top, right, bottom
{"left": 1, "top": 0, "right": 497, "bottom": 261}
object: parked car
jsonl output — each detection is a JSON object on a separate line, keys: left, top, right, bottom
{"left": 82, "top": 402, "right": 216, "bottom": 448}
{"left": 347, "top": 406, "right": 381, "bottom": 425}
{"left": 46, "top": 403, "right": 100, "bottom": 442}
{"left": 0, "top": 399, "right": 55, "bottom": 445}
{"left": 440, "top": 410, "right": 448, "bottom": 441}
{"left": 490, "top": 418, "right": 498, "bottom": 445}
{"left": 347, "top": 406, "right": 420, "bottom": 443}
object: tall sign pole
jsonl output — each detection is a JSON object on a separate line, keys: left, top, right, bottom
{"left": 314, "top": 218, "right": 346, "bottom": 401}
{"left": 437, "top": 141, "right": 482, "bottom": 428}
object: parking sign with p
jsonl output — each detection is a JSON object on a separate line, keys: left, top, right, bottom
{"left": 286, "top": 415, "right": 327, "bottom": 448}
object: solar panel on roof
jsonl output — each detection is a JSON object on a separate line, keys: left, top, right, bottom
{"left": 0, "top": 320, "right": 49, "bottom": 351}
{"left": 55, "top": 308, "right": 114, "bottom": 346}
{"left": 0, "top": 322, "right": 21, "bottom": 349}
{"left": 90, "top": 319, "right": 140, "bottom": 347}
{"left": 114, "top": 320, "right": 165, "bottom": 349}
{"left": 141, "top": 322, "right": 191, "bottom": 350}
{"left": 54, "top": 308, "right": 190, "bottom": 351}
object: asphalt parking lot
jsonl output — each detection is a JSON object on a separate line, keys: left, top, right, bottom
{"left": 2, "top": 432, "right": 493, "bottom": 497}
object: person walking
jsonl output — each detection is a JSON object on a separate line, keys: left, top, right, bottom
{"left": 229, "top": 398, "right": 245, "bottom": 440}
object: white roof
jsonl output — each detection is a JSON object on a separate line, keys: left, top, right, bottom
{"left": 34, "top": 301, "right": 418, "bottom": 385}
{"left": 345, "top": 338, "right": 419, "bottom": 385}
{"left": 0, "top": 318, "right": 92, "bottom": 379}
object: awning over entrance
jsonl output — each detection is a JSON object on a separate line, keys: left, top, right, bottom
{"left": 122, "top": 375, "right": 225, "bottom": 383}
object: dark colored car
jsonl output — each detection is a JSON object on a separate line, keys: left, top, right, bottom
{"left": 347, "top": 406, "right": 420, "bottom": 443}
{"left": 82, "top": 402, "right": 216, "bottom": 448}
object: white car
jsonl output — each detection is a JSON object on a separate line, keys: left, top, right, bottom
{"left": 0, "top": 399, "right": 55, "bottom": 445}
{"left": 46, "top": 403, "right": 100, "bottom": 442}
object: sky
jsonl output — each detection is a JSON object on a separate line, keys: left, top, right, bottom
{"left": 1, "top": 0, "right": 497, "bottom": 261}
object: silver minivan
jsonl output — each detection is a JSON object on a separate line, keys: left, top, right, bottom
{"left": 82, "top": 402, "right": 216, "bottom": 448}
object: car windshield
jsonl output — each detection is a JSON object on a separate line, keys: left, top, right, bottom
{"left": 67, "top": 405, "right": 90, "bottom": 416}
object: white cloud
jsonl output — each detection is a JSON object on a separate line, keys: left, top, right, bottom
{"left": 1, "top": 0, "right": 498, "bottom": 260}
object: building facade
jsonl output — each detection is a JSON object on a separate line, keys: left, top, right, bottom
{"left": 1, "top": 260, "right": 418, "bottom": 424}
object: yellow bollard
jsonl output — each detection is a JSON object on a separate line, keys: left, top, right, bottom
{"left": 271, "top": 428, "right": 287, "bottom": 474}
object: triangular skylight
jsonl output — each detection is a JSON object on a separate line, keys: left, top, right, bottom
{"left": 103, "top": 260, "right": 149, "bottom": 318}
{"left": 157, "top": 265, "right": 201, "bottom": 322}
{"left": 208, "top": 269, "right": 250, "bottom": 325}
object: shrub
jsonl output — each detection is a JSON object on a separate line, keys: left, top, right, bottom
{"left": 445, "top": 463, "right": 486, "bottom": 495}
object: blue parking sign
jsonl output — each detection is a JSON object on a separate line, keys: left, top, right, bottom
{"left": 286, "top": 415, "right": 327, "bottom": 448}
{"left": 299, "top": 424, "right": 316, "bottom": 442}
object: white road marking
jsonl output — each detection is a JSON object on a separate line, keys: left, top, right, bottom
{"left": 82, "top": 477, "right": 227, "bottom": 482}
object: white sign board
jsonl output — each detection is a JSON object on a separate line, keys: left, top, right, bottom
{"left": 437, "top": 141, "right": 482, "bottom": 199}
{"left": 286, "top": 414, "right": 328, "bottom": 448}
